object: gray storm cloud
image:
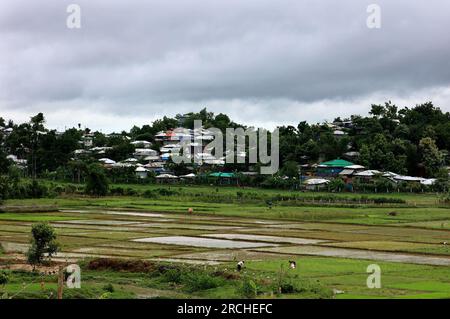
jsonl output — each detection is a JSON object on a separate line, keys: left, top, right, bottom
{"left": 0, "top": 0, "right": 450, "bottom": 131}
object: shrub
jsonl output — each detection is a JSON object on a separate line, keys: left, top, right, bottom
{"left": 62, "top": 287, "right": 104, "bottom": 299}
{"left": 440, "top": 193, "right": 450, "bottom": 204}
{"left": 181, "top": 272, "right": 223, "bottom": 292}
{"left": 162, "top": 268, "right": 183, "bottom": 284}
{"left": 0, "top": 271, "right": 8, "bottom": 286}
{"left": 27, "top": 180, "right": 48, "bottom": 198}
{"left": 125, "top": 188, "right": 138, "bottom": 196}
{"left": 328, "top": 179, "right": 346, "bottom": 192}
{"left": 110, "top": 187, "right": 124, "bottom": 196}
{"left": 372, "top": 197, "right": 405, "bottom": 204}
{"left": 375, "top": 179, "right": 394, "bottom": 193}
{"left": 86, "top": 258, "right": 157, "bottom": 273}
{"left": 26, "top": 223, "right": 59, "bottom": 268}
{"left": 51, "top": 185, "right": 64, "bottom": 195}
{"left": 64, "top": 184, "right": 77, "bottom": 194}
{"left": 102, "top": 283, "right": 115, "bottom": 293}
{"left": 85, "top": 164, "right": 109, "bottom": 196}
{"left": 279, "top": 282, "right": 295, "bottom": 293}
{"left": 142, "top": 190, "right": 157, "bottom": 198}
{"left": 99, "top": 292, "right": 112, "bottom": 299}
{"left": 238, "top": 277, "right": 258, "bottom": 298}
{"left": 156, "top": 188, "right": 180, "bottom": 196}
{"left": 272, "top": 267, "right": 332, "bottom": 298}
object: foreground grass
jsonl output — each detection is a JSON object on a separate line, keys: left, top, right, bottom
{"left": 1, "top": 256, "right": 449, "bottom": 299}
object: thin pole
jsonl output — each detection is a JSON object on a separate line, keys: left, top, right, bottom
{"left": 57, "top": 265, "right": 64, "bottom": 299}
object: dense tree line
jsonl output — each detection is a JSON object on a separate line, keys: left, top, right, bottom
{"left": 0, "top": 102, "right": 449, "bottom": 199}
{"left": 277, "top": 101, "right": 449, "bottom": 178}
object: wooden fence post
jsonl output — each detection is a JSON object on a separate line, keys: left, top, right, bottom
{"left": 57, "top": 265, "right": 64, "bottom": 299}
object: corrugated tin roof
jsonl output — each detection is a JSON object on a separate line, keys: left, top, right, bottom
{"left": 339, "top": 169, "right": 355, "bottom": 175}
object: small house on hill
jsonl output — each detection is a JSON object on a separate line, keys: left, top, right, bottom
{"left": 304, "top": 178, "right": 330, "bottom": 190}
{"left": 135, "top": 166, "right": 149, "bottom": 179}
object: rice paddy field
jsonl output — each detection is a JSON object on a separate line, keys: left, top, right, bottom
{"left": 0, "top": 185, "right": 449, "bottom": 299}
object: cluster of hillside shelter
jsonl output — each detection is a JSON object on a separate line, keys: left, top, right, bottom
{"left": 2, "top": 122, "right": 448, "bottom": 191}
{"left": 302, "top": 159, "right": 438, "bottom": 190}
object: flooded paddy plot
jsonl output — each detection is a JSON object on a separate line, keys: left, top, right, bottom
{"left": 251, "top": 220, "right": 288, "bottom": 225}
{"left": 203, "top": 218, "right": 288, "bottom": 227}
{"left": 78, "top": 209, "right": 236, "bottom": 222}
{"left": 129, "top": 222, "right": 242, "bottom": 231}
{"left": 348, "top": 225, "right": 450, "bottom": 240}
{"left": 59, "top": 210, "right": 90, "bottom": 214}
{"left": 234, "top": 227, "right": 398, "bottom": 242}
{"left": 95, "top": 241, "right": 208, "bottom": 253}
{"left": 58, "top": 219, "right": 142, "bottom": 226}
{"left": 0, "top": 213, "right": 78, "bottom": 222}
{"left": 71, "top": 247, "right": 175, "bottom": 258}
{"left": 0, "top": 224, "right": 32, "bottom": 233}
{"left": 266, "top": 222, "right": 370, "bottom": 232}
{"left": 3, "top": 207, "right": 449, "bottom": 270}
{"left": 56, "top": 235, "right": 119, "bottom": 248}
{"left": 51, "top": 251, "right": 128, "bottom": 262}
{"left": 50, "top": 223, "right": 158, "bottom": 233}
{"left": 58, "top": 230, "right": 147, "bottom": 240}
{"left": 54, "top": 228, "right": 102, "bottom": 235}
{"left": 256, "top": 245, "right": 450, "bottom": 266}
{"left": 133, "top": 228, "right": 213, "bottom": 237}
{"left": 395, "top": 220, "right": 450, "bottom": 230}
{"left": 202, "top": 233, "right": 327, "bottom": 245}
{"left": 1, "top": 242, "right": 29, "bottom": 253}
{"left": 0, "top": 234, "right": 29, "bottom": 244}
{"left": 321, "top": 240, "right": 443, "bottom": 252}
{"left": 60, "top": 209, "right": 170, "bottom": 220}
{"left": 100, "top": 211, "right": 168, "bottom": 218}
{"left": 133, "top": 236, "right": 279, "bottom": 249}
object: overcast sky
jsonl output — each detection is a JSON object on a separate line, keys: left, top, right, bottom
{"left": 1, "top": 0, "right": 450, "bottom": 132}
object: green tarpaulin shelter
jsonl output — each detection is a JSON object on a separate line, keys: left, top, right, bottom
{"left": 209, "top": 172, "right": 237, "bottom": 178}
{"left": 319, "top": 159, "right": 354, "bottom": 167}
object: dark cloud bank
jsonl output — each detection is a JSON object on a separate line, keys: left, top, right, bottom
{"left": 1, "top": 0, "right": 450, "bottom": 131}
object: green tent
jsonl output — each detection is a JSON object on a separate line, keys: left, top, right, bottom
{"left": 319, "top": 159, "right": 354, "bottom": 167}
{"left": 209, "top": 172, "right": 237, "bottom": 178}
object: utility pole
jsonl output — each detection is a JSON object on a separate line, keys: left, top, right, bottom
{"left": 57, "top": 265, "right": 64, "bottom": 299}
